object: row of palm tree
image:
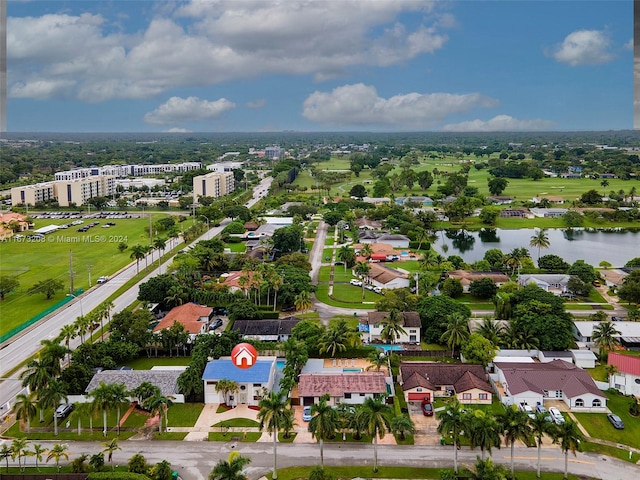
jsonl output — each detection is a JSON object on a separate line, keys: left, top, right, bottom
{"left": 129, "top": 237, "right": 168, "bottom": 274}
{"left": 0, "top": 439, "right": 67, "bottom": 473}
{"left": 237, "top": 262, "right": 284, "bottom": 310}
{"left": 437, "top": 398, "right": 584, "bottom": 480}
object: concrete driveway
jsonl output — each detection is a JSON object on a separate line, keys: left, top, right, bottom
{"left": 408, "top": 402, "right": 441, "bottom": 445}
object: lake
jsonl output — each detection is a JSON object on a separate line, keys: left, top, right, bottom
{"left": 434, "top": 228, "right": 640, "bottom": 267}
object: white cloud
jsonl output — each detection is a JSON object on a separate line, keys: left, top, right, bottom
{"left": 7, "top": 1, "right": 450, "bottom": 101}
{"left": 164, "top": 128, "right": 192, "bottom": 133}
{"left": 302, "top": 83, "right": 498, "bottom": 128}
{"left": 624, "top": 38, "right": 633, "bottom": 50}
{"left": 442, "top": 115, "right": 556, "bottom": 132}
{"left": 550, "top": 29, "right": 614, "bottom": 66}
{"left": 144, "top": 97, "right": 236, "bottom": 125}
{"left": 246, "top": 99, "right": 267, "bottom": 109}
{"left": 10, "top": 79, "right": 76, "bottom": 99}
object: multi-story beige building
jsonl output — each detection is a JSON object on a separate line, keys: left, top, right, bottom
{"left": 11, "top": 182, "right": 56, "bottom": 206}
{"left": 192, "top": 171, "right": 234, "bottom": 202}
{"left": 11, "top": 176, "right": 115, "bottom": 207}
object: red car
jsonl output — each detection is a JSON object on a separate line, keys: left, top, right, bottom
{"left": 421, "top": 400, "right": 434, "bottom": 416}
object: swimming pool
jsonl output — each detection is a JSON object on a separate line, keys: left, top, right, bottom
{"left": 276, "top": 360, "right": 285, "bottom": 369}
{"left": 375, "top": 345, "right": 402, "bottom": 352}
{"left": 343, "top": 368, "right": 362, "bottom": 373}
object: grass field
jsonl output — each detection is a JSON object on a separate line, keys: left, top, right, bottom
{"left": 315, "top": 285, "right": 374, "bottom": 309}
{"left": 318, "top": 265, "right": 353, "bottom": 283}
{"left": 0, "top": 214, "right": 174, "bottom": 337}
{"left": 167, "top": 403, "right": 204, "bottom": 427}
{"left": 331, "top": 283, "right": 382, "bottom": 303}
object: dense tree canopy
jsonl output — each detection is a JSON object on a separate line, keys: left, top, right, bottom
{"left": 417, "top": 296, "right": 471, "bottom": 344}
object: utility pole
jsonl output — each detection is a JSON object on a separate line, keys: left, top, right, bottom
{"left": 69, "top": 250, "right": 74, "bottom": 294}
{"left": 87, "top": 264, "right": 93, "bottom": 287}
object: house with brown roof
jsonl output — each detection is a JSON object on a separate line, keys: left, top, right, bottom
{"left": 364, "top": 263, "right": 410, "bottom": 290}
{"left": 600, "top": 269, "right": 629, "bottom": 289}
{"left": 232, "top": 316, "right": 302, "bottom": 342}
{"left": 361, "top": 312, "right": 421, "bottom": 344}
{"left": 220, "top": 271, "right": 256, "bottom": 294}
{"left": 447, "top": 270, "right": 510, "bottom": 293}
{"left": 153, "top": 302, "right": 213, "bottom": 339}
{"left": 297, "top": 372, "right": 388, "bottom": 406}
{"left": 0, "top": 212, "right": 30, "bottom": 241}
{"left": 399, "top": 362, "right": 493, "bottom": 405}
{"left": 608, "top": 353, "right": 640, "bottom": 397}
{"left": 493, "top": 359, "right": 606, "bottom": 411}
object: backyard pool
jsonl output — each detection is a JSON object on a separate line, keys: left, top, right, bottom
{"left": 343, "top": 368, "right": 363, "bottom": 373}
{"left": 276, "top": 360, "right": 286, "bottom": 369}
{"left": 375, "top": 345, "right": 402, "bottom": 352}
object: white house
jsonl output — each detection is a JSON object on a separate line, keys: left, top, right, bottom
{"left": 297, "top": 372, "right": 388, "bottom": 406}
{"left": 517, "top": 274, "right": 572, "bottom": 294}
{"left": 201, "top": 356, "right": 277, "bottom": 406}
{"left": 365, "top": 264, "right": 410, "bottom": 290}
{"left": 493, "top": 360, "right": 606, "bottom": 411}
{"left": 573, "top": 321, "right": 640, "bottom": 349}
{"left": 360, "top": 311, "right": 421, "bottom": 344}
{"left": 608, "top": 353, "right": 640, "bottom": 396}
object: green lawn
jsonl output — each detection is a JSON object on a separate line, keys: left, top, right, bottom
{"left": 212, "top": 418, "right": 259, "bottom": 428}
{"left": 0, "top": 214, "right": 175, "bottom": 337}
{"left": 317, "top": 265, "right": 354, "bottom": 283}
{"left": 586, "top": 365, "right": 608, "bottom": 382}
{"left": 167, "top": 403, "right": 204, "bottom": 427}
{"left": 125, "top": 356, "right": 191, "bottom": 369}
{"left": 315, "top": 285, "right": 374, "bottom": 309}
{"left": 224, "top": 242, "right": 246, "bottom": 253}
{"left": 573, "top": 391, "right": 640, "bottom": 449}
{"left": 330, "top": 283, "right": 381, "bottom": 303}
{"left": 580, "top": 441, "right": 640, "bottom": 462}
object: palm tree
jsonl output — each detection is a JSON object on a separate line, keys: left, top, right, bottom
{"left": 0, "top": 443, "right": 12, "bottom": 473}
{"left": 96, "top": 300, "right": 114, "bottom": 342}
{"left": 592, "top": 321, "right": 621, "bottom": 358}
{"left": 74, "top": 314, "right": 92, "bottom": 344}
{"left": 38, "top": 379, "right": 67, "bottom": 437}
{"left": 420, "top": 249, "right": 441, "bottom": 271}
{"left": 467, "top": 456, "right": 509, "bottom": 480}
{"left": 360, "top": 243, "right": 373, "bottom": 259}
{"left": 437, "top": 397, "right": 465, "bottom": 474}
{"left": 89, "top": 381, "right": 115, "bottom": 437}
{"left": 366, "top": 350, "right": 387, "bottom": 372}
{"left": 308, "top": 394, "right": 339, "bottom": 466}
{"left": 109, "top": 382, "right": 129, "bottom": 435}
{"left": 498, "top": 405, "right": 532, "bottom": 479}
{"left": 530, "top": 412, "right": 554, "bottom": 479}
{"left": 57, "top": 324, "right": 77, "bottom": 362}
{"left": 390, "top": 415, "right": 415, "bottom": 441}
{"left": 318, "top": 327, "right": 347, "bottom": 357}
{"left": 46, "top": 443, "right": 69, "bottom": 472}
{"left": 10, "top": 438, "right": 28, "bottom": 473}
{"left": 257, "top": 391, "right": 290, "bottom": 479}
{"left": 272, "top": 273, "right": 283, "bottom": 312}
{"left": 39, "top": 339, "right": 67, "bottom": 376}
{"left": 102, "top": 438, "right": 121, "bottom": 470}
{"left": 601, "top": 178, "right": 610, "bottom": 196}
{"left": 357, "top": 397, "right": 392, "bottom": 472}
{"left": 154, "top": 237, "right": 167, "bottom": 268}
{"left": 215, "top": 379, "right": 239, "bottom": 407}
{"left": 30, "top": 443, "right": 47, "bottom": 472}
{"left": 337, "top": 245, "right": 355, "bottom": 272}
{"left": 209, "top": 452, "right": 251, "bottom": 480}
{"left": 553, "top": 420, "right": 584, "bottom": 480}
{"left": 529, "top": 228, "right": 551, "bottom": 262}
{"left": 465, "top": 409, "right": 501, "bottom": 461}
{"left": 354, "top": 261, "right": 371, "bottom": 299}
{"left": 477, "top": 318, "right": 503, "bottom": 347}
{"left": 13, "top": 392, "right": 37, "bottom": 433}
{"left": 440, "top": 312, "right": 470, "bottom": 357}
{"left": 130, "top": 244, "right": 147, "bottom": 274}
{"left": 294, "top": 290, "right": 313, "bottom": 313}
{"left": 74, "top": 401, "right": 94, "bottom": 435}
{"left": 19, "top": 359, "right": 50, "bottom": 421}
{"left": 380, "top": 310, "right": 407, "bottom": 344}
{"left": 147, "top": 392, "right": 174, "bottom": 434}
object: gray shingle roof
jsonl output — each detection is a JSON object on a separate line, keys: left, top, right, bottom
{"left": 85, "top": 370, "right": 183, "bottom": 396}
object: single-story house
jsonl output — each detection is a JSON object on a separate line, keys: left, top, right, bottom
{"left": 231, "top": 316, "right": 302, "bottom": 342}
{"left": 517, "top": 274, "right": 572, "bottom": 294}
{"left": 358, "top": 230, "right": 379, "bottom": 243}
{"left": 202, "top": 356, "right": 277, "bottom": 406}
{"left": 447, "top": 270, "right": 510, "bottom": 293}
{"left": 261, "top": 216, "right": 294, "bottom": 226}
{"left": 375, "top": 234, "right": 410, "bottom": 249}
{"left": 361, "top": 311, "right": 421, "bottom": 344}
{"left": 395, "top": 196, "right": 434, "bottom": 207}
{"left": 354, "top": 218, "right": 382, "bottom": 229}
{"left": 573, "top": 321, "right": 640, "bottom": 349}
{"left": 297, "top": 372, "right": 388, "bottom": 406}
{"left": 399, "top": 363, "right": 493, "bottom": 404}
{"left": 0, "top": 212, "right": 30, "bottom": 241}
{"left": 153, "top": 302, "right": 214, "bottom": 338}
{"left": 533, "top": 195, "right": 565, "bottom": 204}
{"left": 365, "top": 264, "right": 410, "bottom": 290}
{"left": 85, "top": 369, "right": 185, "bottom": 403}
{"left": 493, "top": 360, "right": 606, "bottom": 411}
{"left": 500, "top": 208, "right": 532, "bottom": 219}
{"left": 220, "top": 271, "right": 256, "bottom": 293}
{"left": 608, "top": 352, "right": 640, "bottom": 396}
{"left": 362, "top": 197, "right": 391, "bottom": 205}
{"left": 487, "top": 196, "right": 514, "bottom": 205}
{"left": 600, "top": 269, "right": 629, "bottom": 289}
{"left": 529, "top": 208, "right": 568, "bottom": 218}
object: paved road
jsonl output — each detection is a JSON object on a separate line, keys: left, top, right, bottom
{"left": 0, "top": 176, "right": 273, "bottom": 416}
{"left": 12, "top": 440, "right": 640, "bottom": 480}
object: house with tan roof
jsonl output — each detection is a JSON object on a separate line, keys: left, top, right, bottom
{"left": 360, "top": 311, "right": 421, "bottom": 344}
{"left": 297, "top": 372, "right": 388, "bottom": 406}
{"left": 600, "top": 269, "right": 629, "bottom": 289}
{"left": 493, "top": 359, "right": 606, "bottom": 411}
{"left": 399, "top": 362, "right": 492, "bottom": 405}
{"left": 447, "top": 270, "right": 510, "bottom": 293}
{"left": 153, "top": 302, "right": 213, "bottom": 339}
{"left": 363, "top": 263, "right": 410, "bottom": 290}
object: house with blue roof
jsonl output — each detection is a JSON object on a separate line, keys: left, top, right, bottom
{"left": 202, "top": 356, "right": 277, "bottom": 406}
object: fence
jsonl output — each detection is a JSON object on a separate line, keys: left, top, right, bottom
{"left": 0, "top": 288, "right": 84, "bottom": 344}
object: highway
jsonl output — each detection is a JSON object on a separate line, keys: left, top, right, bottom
{"left": 0, "top": 175, "right": 272, "bottom": 416}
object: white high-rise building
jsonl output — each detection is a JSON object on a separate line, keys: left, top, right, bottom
{"left": 192, "top": 172, "right": 235, "bottom": 202}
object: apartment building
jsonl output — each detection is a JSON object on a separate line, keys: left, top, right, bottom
{"left": 192, "top": 171, "right": 235, "bottom": 201}
{"left": 55, "top": 162, "right": 202, "bottom": 181}
{"left": 11, "top": 176, "right": 115, "bottom": 206}
{"left": 11, "top": 182, "right": 57, "bottom": 206}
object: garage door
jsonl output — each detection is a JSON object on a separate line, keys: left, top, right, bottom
{"left": 408, "top": 393, "right": 430, "bottom": 402}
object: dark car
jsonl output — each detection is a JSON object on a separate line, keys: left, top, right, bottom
{"left": 209, "top": 318, "right": 223, "bottom": 330}
{"left": 54, "top": 403, "right": 74, "bottom": 419}
{"left": 607, "top": 414, "right": 625, "bottom": 429}
{"left": 421, "top": 400, "right": 434, "bottom": 416}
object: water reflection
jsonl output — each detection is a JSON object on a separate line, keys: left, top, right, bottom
{"left": 479, "top": 228, "right": 500, "bottom": 243}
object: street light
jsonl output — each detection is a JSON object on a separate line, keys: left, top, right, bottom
{"left": 66, "top": 293, "right": 84, "bottom": 317}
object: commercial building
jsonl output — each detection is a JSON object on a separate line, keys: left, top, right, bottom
{"left": 192, "top": 171, "right": 235, "bottom": 201}
{"left": 55, "top": 176, "right": 116, "bottom": 207}
{"left": 11, "top": 182, "right": 56, "bottom": 206}
{"left": 55, "top": 162, "right": 202, "bottom": 181}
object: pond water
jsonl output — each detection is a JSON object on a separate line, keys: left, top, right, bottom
{"left": 433, "top": 228, "right": 640, "bottom": 267}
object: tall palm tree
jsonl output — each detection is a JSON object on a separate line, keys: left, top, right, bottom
{"left": 74, "top": 401, "right": 94, "bottom": 435}
{"left": 13, "top": 392, "right": 37, "bottom": 433}
{"left": 89, "top": 381, "right": 115, "bottom": 437}
{"left": 102, "top": 438, "right": 121, "bottom": 471}
{"left": 30, "top": 443, "right": 47, "bottom": 472}
{"left": 257, "top": 392, "right": 291, "bottom": 480}
{"left": 19, "top": 359, "right": 50, "bottom": 422}
{"left": 154, "top": 237, "right": 167, "bottom": 268}
{"left": 498, "top": 405, "right": 532, "bottom": 479}
{"left": 440, "top": 312, "right": 470, "bottom": 357}
{"left": 109, "top": 382, "right": 129, "bottom": 435}
{"left": 147, "top": 392, "right": 174, "bottom": 434}
{"left": 380, "top": 310, "right": 407, "bottom": 344}
{"left": 390, "top": 415, "right": 415, "bottom": 441}
{"left": 360, "top": 243, "right": 373, "bottom": 259}
{"left": 354, "top": 261, "right": 371, "bottom": 299}
{"left": 294, "top": 290, "right": 313, "bottom": 313}
{"left": 600, "top": 179, "right": 609, "bottom": 197}
{"left": 209, "top": 452, "right": 251, "bottom": 480}
{"left": 96, "top": 300, "right": 114, "bottom": 342}
{"left": 592, "top": 321, "right": 621, "bottom": 358}
{"left": 57, "top": 324, "right": 77, "bottom": 362}
{"left": 130, "top": 244, "right": 147, "bottom": 274}
{"left": 272, "top": 273, "right": 283, "bottom": 312}
{"left": 46, "top": 443, "right": 69, "bottom": 472}
{"left": 38, "top": 379, "right": 67, "bottom": 437}
{"left": 436, "top": 397, "right": 465, "bottom": 474}
{"left": 530, "top": 412, "right": 554, "bottom": 479}
{"left": 529, "top": 228, "right": 551, "bottom": 262}
{"left": 74, "top": 314, "right": 92, "bottom": 344}
{"left": 337, "top": 245, "right": 355, "bottom": 272}
{"left": 465, "top": 409, "right": 501, "bottom": 460}
{"left": 553, "top": 420, "right": 584, "bottom": 480}
{"left": 318, "top": 327, "right": 348, "bottom": 358}
{"left": 10, "top": 438, "right": 28, "bottom": 473}
{"left": 357, "top": 397, "right": 392, "bottom": 472}
{"left": 0, "top": 443, "right": 12, "bottom": 473}
{"left": 308, "top": 394, "right": 339, "bottom": 466}
{"left": 477, "top": 318, "right": 503, "bottom": 347}
{"left": 39, "top": 339, "right": 67, "bottom": 376}
{"left": 366, "top": 350, "right": 387, "bottom": 372}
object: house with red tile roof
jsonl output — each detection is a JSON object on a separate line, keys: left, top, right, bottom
{"left": 153, "top": 302, "right": 213, "bottom": 338}
{"left": 608, "top": 352, "right": 640, "bottom": 397}
{"left": 493, "top": 359, "right": 606, "bottom": 411}
{"left": 297, "top": 372, "right": 388, "bottom": 406}
{"left": 399, "top": 362, "right": 492, "bottom": 405}
{"left": 220, "top": 271, "right": 256, "bottom": 294}
{"left": 0, "top": 212, "right": 30, "bottom": 241}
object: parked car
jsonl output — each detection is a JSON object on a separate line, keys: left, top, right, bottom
{"left": 519, "top": 403, "right": 535, "bottom": 419}
{"left": 350, "top": 279, "right": 362, "bottom": 286}
{"left": 303, "top": 406, "right": 313, "bottom": 421}
{"left": 607, "top": 413, "right": 625, "bottom": 429}
{"left": 535, "top": 404, "right": 553, "bottom": 422}
{"left": 54, "top": 403, "right": 74, "bottom": 419}
{"left": 421, "top": 400, "right": 434, "bottom": 416}
{"left": 611, "top": 316, "right": 625, "bottom": 322}
{"left": 209, "top": 318, "right": 223, "bottom": 330}
{"left": 548, "top": 407, "right": 565, "bottom": 425}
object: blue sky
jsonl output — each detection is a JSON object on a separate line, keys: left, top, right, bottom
{"left": 6, "top": 1, "right": 633, "bottom": 133}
